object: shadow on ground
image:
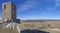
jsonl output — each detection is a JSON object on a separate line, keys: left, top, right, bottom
{"left": 21, "top": 29, "right": 50, "bottom": 33}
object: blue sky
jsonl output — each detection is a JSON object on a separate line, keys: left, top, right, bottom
{"left": 0, "top": 0, "right": 60, "bottom": 20}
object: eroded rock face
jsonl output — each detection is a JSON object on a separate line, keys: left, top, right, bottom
{"left": 3, "top": 22, "right": 20, "bottom": 33}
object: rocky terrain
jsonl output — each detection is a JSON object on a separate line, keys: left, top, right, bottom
{"left": 0, "top": 20, "right": 60, "bottom": 33}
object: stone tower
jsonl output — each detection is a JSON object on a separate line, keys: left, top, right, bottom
{"left": 2, "top": 2, "right": 16, "bottom": 22}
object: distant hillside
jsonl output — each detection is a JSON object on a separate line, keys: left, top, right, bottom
{"left": 22, "top": 20, "right": 60, "bottom": 22}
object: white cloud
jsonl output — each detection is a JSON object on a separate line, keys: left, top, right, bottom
{"left": 17, "top": 0, "right": 39, "bottom": 12}
{"left": 46, "top": 7, "right": 55, "bottom": 11}
{"left": 55, "top": 0, "right": 60, "bottom": 6}
{"left": 0, "top": 18, "right": 1, "bottom": 20}
{"left": 56, "top": 0, "right": 60, "bottom": 2}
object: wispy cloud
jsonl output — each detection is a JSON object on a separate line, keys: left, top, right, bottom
{"left": 17, "top": 0, "right": 55, "bottom": 12}
{"left": 17, "top": 0, "right": 39, "bottom": 12}
{"left": 55, "top": 0, "right": 60, "bottom": 6}
{"left": 0, "top": 17, "right": 1, "bottom": 20}
{"left": 17, "top": 0, "right": 58, "bottom": 20}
